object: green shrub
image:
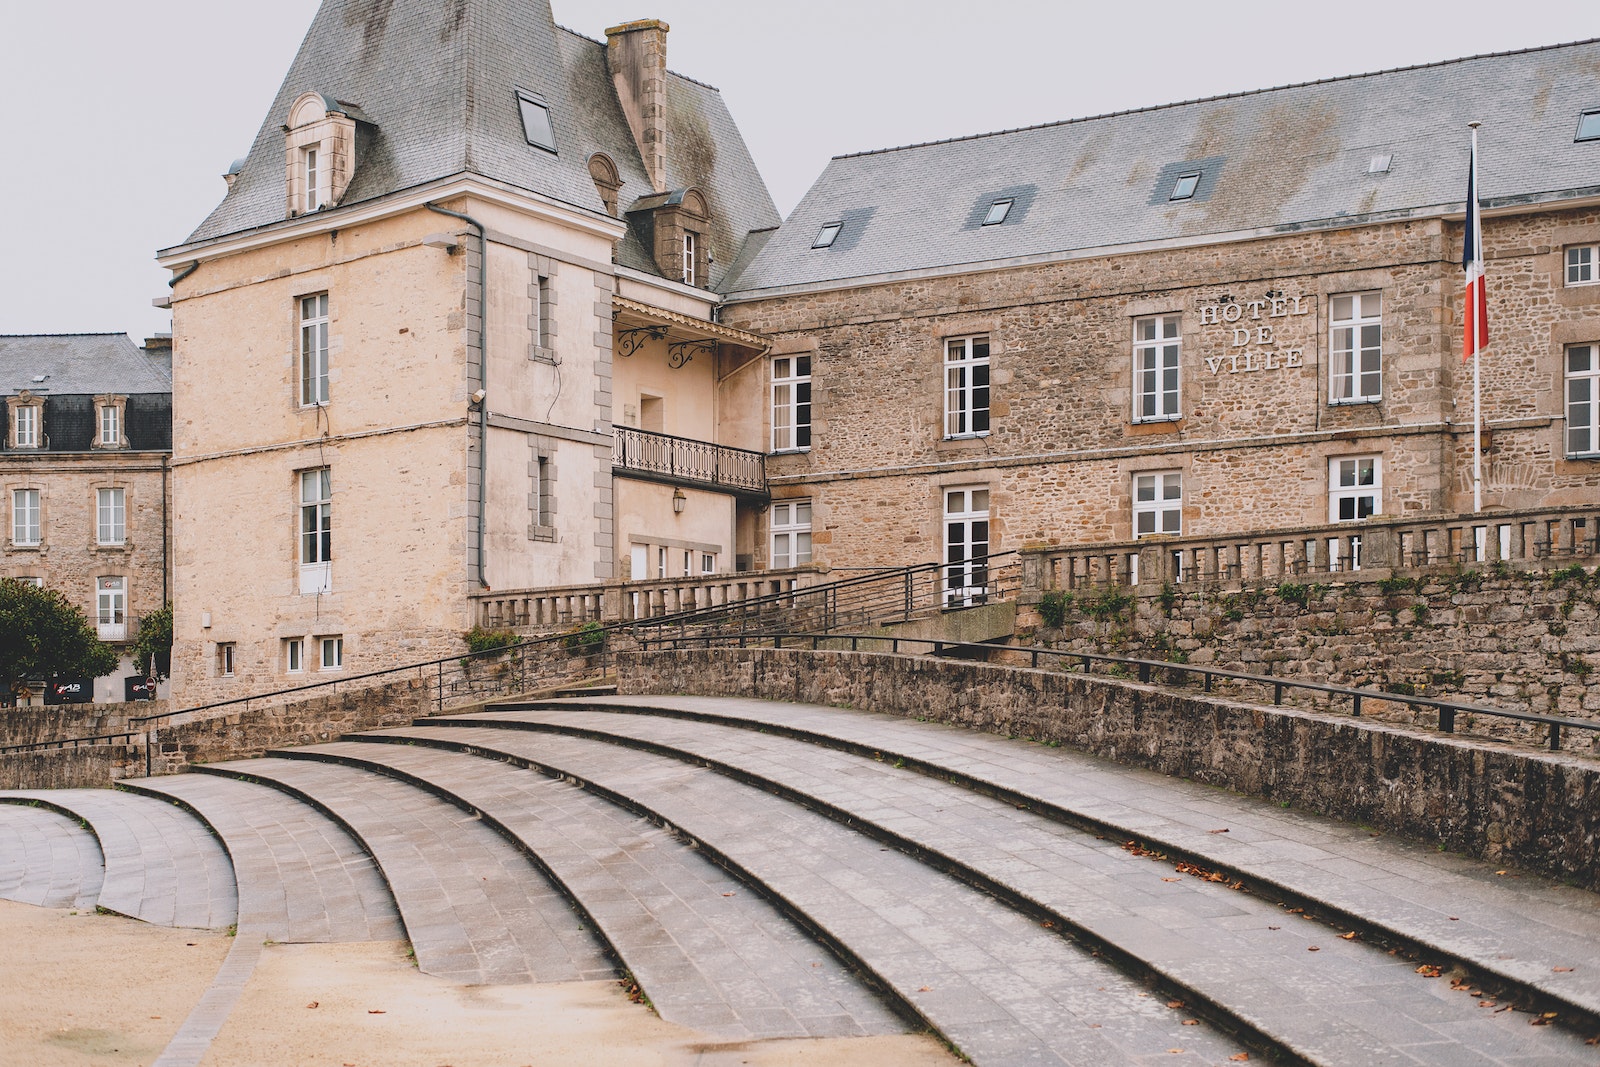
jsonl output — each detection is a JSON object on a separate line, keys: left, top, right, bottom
{"left": 463, "top": 626, "right": 518, "bottom": 658}
{"left": 1275, "top": 582, "right": 1310, "bottom": 606}
{"left": 1036, "top": 590, "right": 1072, "bottom": 628}
{"left": 562, "top": 621, "right": 606, "bottom": 655}
{"left": 1081, "top": 588, "right": 1132, "bottom": 619}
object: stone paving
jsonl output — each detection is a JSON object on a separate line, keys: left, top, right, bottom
{"left": 125, "top": 772, "right": 403, "bottom": 944}
{"left": 1, "top": 789, "right": 235, "bottom": 929}
{"left": 195, "top": 756, "right": 613, "bottom": 986}
{"left": 0, "top": 801, "right": 103, "bottom": 909}
{"left": 281, "top": 740, "right": 908, "bottom": 1041}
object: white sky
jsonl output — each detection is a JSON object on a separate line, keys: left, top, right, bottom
{"left": 1, "top": 0, "right": 1595, "bottom": 341}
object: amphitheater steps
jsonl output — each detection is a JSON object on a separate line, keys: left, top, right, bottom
{"left": 0, "top": 801, "right": 104, "bottom": 910}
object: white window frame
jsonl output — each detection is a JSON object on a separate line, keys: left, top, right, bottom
{"left": 771, "top": 355, "right": 812, "bottom": 453}
{"left": 286, "top": 638, "right": 304, "bottom": 674}
{"left": 96, "top": 576, "right": 126, "bottom": 641}
{"left": 1132, "top": 315, "right": 1181, "bottom": 423}
{"left": 682, "top": 231, "right": 698, "bottom": 287}
{"left": 300, "top": 293, "right": 330, "bottom": 407}
{"left": 15, "top": 576, "right": 43, "bottom": 588}
{"left": 299, "top": 468, "right": 332, "bottom": 594}
{"left": 944, "top": 335, "right": 991, "bottom": 439}
{"left": 303, "top": 146, "right": 321, "bottom": 211}
{"left": 1329, "top": 291, "right": 1383, "bottom": 403}
{"left": 96, "top": 487, "right": 126, "bottom": 546}
{"left": 12, "top": 488, "right": 40, "bottom": 546}
{"left": 943, "top": 486, "right": 991, "bottom": 607}
{"left": 319, "top": 636, "right": 343, "bottom": 671}
{"left": 770, "top": 500, "right": 813, "bottom": 569}
{"left": 217, "top": 643, "right": 236, "bottom": 678}
{"left": 1329, "top": 456, "right": 1381, "bottom": 523}
{"left": 13, "top": 403, "right": 39, "bottom": 448}
{"left": 1568, "top": 245, "right": 1599, "bottom": 288}
{"left": 98, "top": 404, "right": 121, "bottom": 448}
{"left": 1132, "top": 472, "right": 1182, "bottom": 538}
{"left": 700, "top": 552, "right": 716, "bottom": 575}
{"left": 1566, "top": 343, "right": 1600, "bottom": 457}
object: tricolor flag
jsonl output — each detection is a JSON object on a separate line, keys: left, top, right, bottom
{"left": 1462, "top": 139, "right": 1488, "bottom": 361}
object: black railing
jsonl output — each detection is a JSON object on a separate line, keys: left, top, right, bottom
{"left": 612, "top": 426, "right": 767, "bottom": 496}
{"left": 636, "top": 630, "right": 1600, "bottom": 753}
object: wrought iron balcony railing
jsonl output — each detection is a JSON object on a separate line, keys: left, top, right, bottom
{"left": 612, "top": 426, "right": 768, "bottom": 497}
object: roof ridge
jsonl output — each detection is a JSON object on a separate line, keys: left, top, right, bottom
{"left": 833, "top": 36, "right": 1600, "bottom": 161}
{"left": 0, "top": 332, "right": 132, "bottom": 339}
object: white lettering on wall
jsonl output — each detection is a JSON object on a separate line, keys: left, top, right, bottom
{"left": 1198, "top": 293, "right": 1312, "bottom": 375}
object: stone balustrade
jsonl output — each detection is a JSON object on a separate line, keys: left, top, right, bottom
{"left": 472, "top": 565, "right": 828, "bottom": 630}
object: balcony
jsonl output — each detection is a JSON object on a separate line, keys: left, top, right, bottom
{"left": 612, "top": 426, "right": 768, "bottom": 499}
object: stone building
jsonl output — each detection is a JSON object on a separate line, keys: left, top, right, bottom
{"left": 718, "top": 41, "right": 1600, "bottom": 586}
{"left": 157, "top": 0, "right": 777, "bottom": 703}
{"left": 1, "top": 333, "right": 173, "bottom": 703}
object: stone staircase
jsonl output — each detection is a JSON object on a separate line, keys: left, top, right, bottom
{"left": 6, "top": 693, "right": 1600, "bottom": 1064}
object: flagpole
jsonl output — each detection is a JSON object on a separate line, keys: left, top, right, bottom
{"left": 1470, "top": 121, "right": 1482, "bottom": 515}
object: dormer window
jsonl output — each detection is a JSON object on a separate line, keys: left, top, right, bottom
{"left": 1578, "top": 109, "right": 1600, "bottom": 142}
{"left": 93, "top": 395, "right": 128, "bottom": 450}
{"left": 812, "top": 222, "right": 842, "bottom": 249}
{"left": 284, "top": 91, "right": 370, "bottom": 218}
{"left": 588, "top": 153, "right": 621, "bottom": 215}
{"left": 682, "top": 231, "right": 698, "bottom": 287}
{"left": 1170, "top": 173, "right": 1201, "bottom": 201}
{"left": 304, "top": 147, "right": 321, "bottom": 211}
{"left": 982, "top": 199, "right": 1014, "bottom": 226}
{"left": 8, "top": 393, "right": 43, "bottom": 449}
{"left": 516, "top": 90, "right": 557, "bottom": 153}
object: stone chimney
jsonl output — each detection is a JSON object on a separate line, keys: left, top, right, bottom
{"left": 605, "top": 19, "right": 669, "bottom": 194}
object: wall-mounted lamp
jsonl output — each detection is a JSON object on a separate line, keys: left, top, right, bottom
{"left": 672, "top": 487, "right": 686, "bottom": 515}
{"left": 422, "top": 232, "right": 461, "bottom": 254}
{"left": 469, "top": 388, "right": 487, "bottom": 409}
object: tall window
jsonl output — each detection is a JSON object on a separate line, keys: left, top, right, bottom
{"left": 96, "top": 576, "right": 126, "bottom": 640}
{"left": 771, "top": 356, "right": 812, "bottom": 452}
{"left": 98, "top": 404, "right": 121, "bottom": 447}
{"left": 97, "top": 488, "right": 125, "bottom": 545}
{"left": 299, "top": 468, "right": 332, "bottom": 594}
{"left": 682, "top": 231, "right": 698, "bottom": 287}
{"left": 1133, "top": 315, "right": 1181, "bottom": 422}
{"left": 12, "top": 489, "right": 40, "bottom": 546}
{"left": 1329, "top": 456, "right": 1381, "bottom": 522}
{"left": 944, "top": 336, "right": 991, "bottom": 438}
{"left": 770, "top": 500, "right": 813, "bottom": 568}
{"left": 300, "top": 293, "right": 330, "bottom": 406}
{"left": 285, "top": 638, "right": 304, "bottom": 673}
{"left": 1567, "top": 343, "right": 1600, "bottom": 457}
{"left": 1133, "top": 472, "right": 1182, "bottom": 537}
{"left": 304, "top": 146, "right": 320, "bottom": 211}
{"left": 1568, "top": 245, "right": 1599, "bottom": 287}
{"left": 943, "top": 487, "right": 990, "bottom": 607}
{"left": 320, "top": 636, "right": 343, "bottom": 670}
{"left": 217, "top": 643, "right": 236, "bottom": 677}
{"left": 13, "top": 404, "right": 39, "bottom": 448}
{"left": 1329, "top": 291, "right": 1383, "bottom": 403}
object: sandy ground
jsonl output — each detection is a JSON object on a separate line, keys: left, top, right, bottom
{"left": 0, "top": 901, "right": 957, "bottom": 1067}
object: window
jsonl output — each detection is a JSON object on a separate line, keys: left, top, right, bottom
{"left": 97, "top": 488, "right": 125, "bottom": 546}
{"left": 1329, "top": 456, "right": 1381, "bottom": 522}
{"left": 285, "top": 638, "right": 304, "bottom": 673}
{"left": 299, "top": 467, "right": 332, "bottom": 594}
{"left": 771, "top": 356, "right": 812, "bottom": 452}
{"left": 944, "top": 336, "right": 990, "bottom": 438}
{"left": 656, "top": 546, "right": 667, "bottom": 579}
{"left": 1133, "top": 472, "right": 1182, "bottom": 537}
{"left": 1577, "top": 109, "right": 1600, "bottom": 142}
{"left": 300, "top": 293, "right": 330, "bottom": 406}
{"left": 770, "top": 500, "right": 813, "bottom": 568}
{"left": 14, "top": 576, "right": 43, "bottom": 587}
{"left": 1567, "top": 246, "right": 1598, "bottom": 287}
{"left": 1133, "top": 315, "right": 1181, "bottom": 422}
{"left": 700, "top": 553, "right": 716, "bottom": 575}
{"left": 96, "top": 576, "right": 126, "bottom": 641}
{"left": 1330, "top": 291, "right": 1382, "bottom": 402}
{"left": 303, "top": 147, "right": 321, "bottom": 211}
{"left": 1368, "top": 154, "right": 1393, "bottom": 174}
{"left": 217, "top": 643, "right": 236, "bottom": 677}
{"left": 98, "top": 404, "right": 121, "bottom": 448}
{"left": 982, "top": 199, "right": 1014, "bottom": 226}
{"left": 13, "top": 403, "right": 39, "bottom": 448}
{"left": 1567, "top": 344, "right": 1600, "bottom": 456}
{"left": 516, "top": 91, "right": 558, "bottom": 152}
{"left": 812, "top": 222, "right": 842, "bottom": 249}
{"left": 682, "top": 231, "right": 698, "bottom": 287}
{"left": 1170, "top": 173, "right": 1201, "bottom": 200}
{"left": 320, "top": 636, "right": 343, "bottom": 670}
{"left": 533, "top": 455, "right": 553, "bottom": 531}
{"left": 943, "top": 487, "right": 990, "bottom": 607}
{"left": 12, "top": 489, "right": 40, "bottom": 546}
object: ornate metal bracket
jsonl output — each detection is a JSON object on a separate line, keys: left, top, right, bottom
{"left": 615, "top": 324, "right": 667, "bottom": 358}
{"left": 667, "top": 339, "right": 715, "bottom": 369}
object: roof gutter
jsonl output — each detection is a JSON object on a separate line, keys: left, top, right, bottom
{"left": 167, "top": 262, "right": 200, "bottom": 288}
{"left": 427, "top": 202, "right": 491, "bottom": 590}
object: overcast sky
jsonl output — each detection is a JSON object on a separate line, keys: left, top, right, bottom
{"left": 1, "top": 1, "right": 1595, "bottom": 341}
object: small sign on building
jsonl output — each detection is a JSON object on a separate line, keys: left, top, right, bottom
{"left": 44, "top": 678, "right": 94, "bottom": 705}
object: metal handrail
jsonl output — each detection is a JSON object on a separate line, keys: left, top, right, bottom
{"left": 612, "top": 426, "right": 767, "bottom": 494}
{"left": 637, "top": 629, "right": 1600, "bottom": 753}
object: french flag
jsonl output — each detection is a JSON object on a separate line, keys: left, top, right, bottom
{"left": 1462, "top": 139, "right": 1488, "bottom": 361}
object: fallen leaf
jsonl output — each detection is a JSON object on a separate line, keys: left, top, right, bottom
{"left": 721, "top": 892, "right": 735, "bottom": 897}
{"left": 1162, "top": 877, "right": 1181, "bottom": 883}
{"left": 305, "top": 1002, "right": 319, "bottom": 1009}
{"left": 149, "top": 1016, "right": 161, "bottom": 1020}
{"left": 1267, "top": 925, "right": 1281, "bottom": 931}
{"left": 187, "top": 943, "right": 197, "bottom": 947}
{"left": 1495, "top": 870, "right": 1509, "bottom": 876}
{"left": 1040, "top": 920, "right": 1056, "bottom": 929}
{"left": 1531, "top": 1012, "right": 1559, "bottom": 1027}
{"left": 1307, "top": 946, "right": 1320, "bottom": 952}
{"left": 1089, "top": 1023, "right": 1102, "bottom": 1029}
{"left": 1167, "top": 1050, "right": 1185, "bottom": 1055}
{"left": 1554, "top": 966, "right": 1575, "bottom": 972}
{"left": 1182, "top": 1019, "right": 1199, "bottom": 1026}
{"left": 1231, "top": 1056, "right": 1251, "bottom": 1062}
{"left": 1340, "top": 932, "right": 1358, "bottom": 940}
{"left": 1479, "top": 1000, "right": 1496, "bottom": 1008}
{"left": 1166, "top": 1000, "right": 1184, "bottom": 1009}
{"left": 368, "top": 1009, "right": 386, "bottom": 1014}
{"left": 1208, "top": 828, "right": 1230, "bottom": 834}
{"left": 917, "top": 986, "right": 932, "bottom": 992}
{"left": 1448, "top": 916, "right": 1460, "bottom": 921}
{"left": 1416, "top": 964, "right": 1442, "bottom": 977}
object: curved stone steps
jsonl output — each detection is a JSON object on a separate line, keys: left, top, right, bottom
{"left": 1, "top": 789, "right": 235, "bottom": 929}
{"left": 276, "top": 741, "right": 908, "bottom": 1041}
{"left": 504, "top": 695, "right": 1600, "bottom": 1024}
{"left": 121, "top": 773, "right": 403, "bottom": 944}
{"left": 193, "top": 757, "right": 611, "bottom": 985}
{"left": 0, "top": 801, "right": 105, "bottom": 909}
{"left": 419, "top": 707, "right": 1600, "bottom": 1066}
{"left": 346, "top": 726, "right": 1252, "bottom": 1066}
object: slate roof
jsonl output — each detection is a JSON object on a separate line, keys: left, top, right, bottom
{"left": 0, "top": 335, "right": 171, "bottom": 396}
{"left": 725, "top": 39, "right": 1600, "bottom": 296}
{"left": 175, "top": 0, "right": 777, "bottom": 293}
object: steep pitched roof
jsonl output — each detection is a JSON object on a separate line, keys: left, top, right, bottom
{"left": 178, "top": 0, "right": 778, "bottom": 291}
{"left": 0, "top": 335, "right": 171, "bottom": 396}
{"left": 726, "top": 39, "right": 1600, "bottom": 296}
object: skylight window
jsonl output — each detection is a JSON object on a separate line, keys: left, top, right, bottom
{"left": 1368, "top": 154, "right": 1392, "bottom": 174}
{"left": 1170, "top": 173, "right": 1201, "bottom": 201}
{"left": 982, "top": 199, "right": 1014, "bottom": 226}
{"left": 812, "top": 222, "right": 842, "bottom": 249}
{"left": 1578, "top": 109, "right": 1600, "bottom": 142}
{"left": 516, "top": 90, "right": 557, "bottom": 153}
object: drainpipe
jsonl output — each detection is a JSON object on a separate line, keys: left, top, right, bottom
{"left": 427, "top": 202, "right": 490, "bottom": 589}
{"left": 168, "top": 261, "right": 200, "bottom": 288}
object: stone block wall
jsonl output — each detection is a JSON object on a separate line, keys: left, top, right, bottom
{"left": 618, "top": 646, "right": 1600, "bottom": 892}
{"left": 0, "top": 700, "right": 163, "bottom": 749}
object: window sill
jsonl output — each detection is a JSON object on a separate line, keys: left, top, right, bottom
{"left": 91, "top": 542, "right": 131, "bottom": 552}
{"left": 1565, "top": 452, "right": 1600, "bottom": 461}
{"left": 936, "top": 435, "right": 990, "bottom": 453}
{"left": 529, "top": 524, "right": 557, "bottom": 543}
{"left": 1127, "top": 419, "right": 1182, "bottom": 436}
{"left": 1328, "top": 397, "right": 1381, "bottom": 407}
{"left": 769, "top": 447, "right": 811, "bottom": 457}
{"left": 530, "top": 347, "right": 558, "bottom": 365}
{"left": 9, "top": 543, "right": 42, "bottom": 552}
